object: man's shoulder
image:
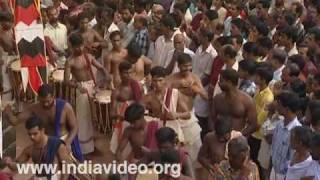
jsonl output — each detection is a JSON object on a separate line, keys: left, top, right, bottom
{"left": 184, "top": 48, "right": 195, "bottom": 56}
{"left": 57, "top": 22, "right": 67, "bottom": 30}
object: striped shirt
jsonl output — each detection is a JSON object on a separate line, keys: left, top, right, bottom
{"left": 271, "top": 117, "right": 301, "bottom": 175}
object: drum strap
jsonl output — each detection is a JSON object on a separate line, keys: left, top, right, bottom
{"left": 163, "top": 88, "right": 173, "bottom": 126}
{"left": 83, "top": 53, "right": 97, "bottom": 86}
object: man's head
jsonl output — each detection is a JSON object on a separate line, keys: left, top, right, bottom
{"left": 288, "top": 55, "right": 305, "bottom": 72}
{"left": 150, "top": 66, "right": 167, "bottom": 91}
{"left": 198, "top": 28, "right": 214, "bottom": 45}
{"left": 133, "top": 15, "right": 148, "bottom": 30}
{"left": 228, "top": 1, "right": 242, "bottom": 18}
{"left": 249, "top": 19, "right": 269, "bottom": 40}
{"left": 219, "top": 69, "right": 239, "bottom": 91}
{"left": 278, "top": 26, "right": 298, "bottom": 47}
{"left": 270, "top": 48, "right": 287, "bottom": 70}
{"left": 201, "top": 10, "right": 218, "bottom": 28}
{"left": 290, "top": 78, "right": 306, "bottom": 98}
{"left": 46, "top": 6, "right": 59, "bottom": 25}
{"left": 305, "top": 27, "right": 320, "bottom": 50}
{"left": 25, "top": 116, "right": 45, "bottom": 143}
{"left": 124, "top": 103, "right": 146, "bottom": 129}
{"left": 120, "top": 4, "right": 134, "bottom": 24}
{"left": 312, "top": 74, "right": 320, "bottom": 93}
{"left": 228, "top": 136, "right": 250, "bottom": 170}
{"left": 242, "top": 42, "right": 259, "bottom": 61}
{"left": 215, "top": 117, "right": 233, "bottom": 143}
{"left": 152, "top": 4, "right": 164, "bottom": 23}
{"left": 148, "top": 24, "right": 161, "bottom": 42}
{"left": 38, "top": 84, "right": 55, "bottom": 110}
{"left": 275, "top": 91, "right": 300, "bottom": 116}
{"left": 173, "top": 34, "right": 185, "bottom": 52}
{"left": 78, "top": 13, "right": 90, "bottom": 31}
{"left": 96, "top": 6, "right": 114, "bottom": 27}
{"left": 69, "top": 33, "right": 84, "bottom": 56}
{"left": 197, "top": 0, "right": 212, "bottom": 11}
{"left": 0, "top": 12, "right": 14, "bottom": 30}
{"left": 156, "top": 127, "right": 177, "bottom": 152}
{"left": 281, "top": 63, "right": 300, "bottom": 83}
{"left": 257, "top": 37, "right": 273, "bottom": 57}
{"left": 254, "top": 66, "right": 273, "bottom": 86}
{"left": 127, "top": 42, "right": 142, "bottom": 64}
{"left": 230, "top": 18, "right": 246, "bottom": 37}
{"left": 221, "top": 45, "right": 237, "bottom": 61}
{"left": 256, "top": 0, "right": 270, "bottom": 20}
{"left": 310, "top": 133, "right": 320, "bottom": 161}
{"left": 119, "top": 61, "right": 133, "bottom": 83}
{"left": 173, "top": 2, "right": 188, "bottom": 24}
{"left": 311, "top": 107, "right": 320, "bottom": 132}
{"left": 177, "top": 53, "right": 192, "bottom": 75}
{"left": 110, "top": 31, "right": 122, "bottom": 50}
{"left": 231, "top": 35, "right": 244, "bottom": 52}
{"left": 238, "top": 59, "right": 257, "bottom": 79}
{"left": 160, "top": 15, "right": 176, "bottom": 36}
{"left": 290, "top": 126, "right": 313, "bottom": 150}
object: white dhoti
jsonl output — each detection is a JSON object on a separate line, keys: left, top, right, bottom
{"left": 178, "top": 111, "right": 202, "bottom": 166}
{"left": 110, "top": 120, "right": 132, "bottom": 159}
{"left": 258, "top": 138, "right": 271, "bottom": 169}
{"left": 76, "top": 80, "right": 95, "bottom": 154}
{"left": 270, "top": 168, "right": 285, "bottom": 180}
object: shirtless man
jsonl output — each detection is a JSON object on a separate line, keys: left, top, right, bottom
{"left": 104, "top": 31, "right": 128, "bottom": 88}
{"left": 0, "top": 12, "right": 17, "bottom": 99}
{"left": 2, "top": 116, "right": 88, "bottom": 180}
{"left": 0, "top": 12, "right": 15, "bottom": 54}
{"left": 127, "top": 42, "right": 152, "bottom": 82}
{"left": 76, "top": 12, "right": 107, "bottom": 57}
{"left": 64, "top": 33, "right": 110, "bottom": 88}
{"left": 116, "top": 103, "right": 160, "bottom": 164}
{"left": 64, "top": 33, "right": 109, "bottom": 155}
{"left": 143, "top": 66, "right": 190, "bottom": 123}
{"left": 109, "top": 61, "right": 144, "bottom": 154}
{"left": 210, "top": 69, "right": 259, "bottom": 136}
{"left": 166, "top": 53, "right": 208, "bottom": 110}
{"left": 198, "top": 117, "right": 242, "bottom": 178}
{"left": 3, "top": 84, "right": 83, "bottom": 161}
{"left": 110, "top": 61, "right": 143, "bottom": 121}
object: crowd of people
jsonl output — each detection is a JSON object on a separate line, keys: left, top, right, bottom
{"left": 0, "top": 0, "right": 320, "bottom": 179}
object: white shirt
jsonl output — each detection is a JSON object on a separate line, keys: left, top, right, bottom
{"left": 89, "top": 17, "right": 97, "bottom": 28}
{"left": 224, "top": 15, "right": 241, "bottom": 36}
{"left": 154, "top": 35, "right": 174, "bottom": 67}
{"left": 44, "top": 22, "right": 68, "bottom": 51}
{"left": 288, "top": 44, "right": 298, "bottom": 56}
{"left": 164, "top": 48, "right": 195, "bottom": 74}
{"left": 192, "top": 44, "right": 217, "bottom": 77}
{"left": 305, "top": 160, "right": 320, "bottom": 180}
{"left": 193, "top": 44, "right": 217, "bottom": 117}
{"left": 286, "top": 156, "right": 313, "bottom": 180}
{"left": 269, "top": 65, "right": 285, "bottom": 88}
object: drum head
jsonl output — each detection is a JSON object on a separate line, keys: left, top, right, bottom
{"left": 10, "top": 60, "right": 21, "bottom": 72}
{"left": 51, "top": 70, "right": 65, "bottom": 82}
{"left": 95, "top": 90, "right": 112, "bottom": 104}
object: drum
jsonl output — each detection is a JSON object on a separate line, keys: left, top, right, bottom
{"left": 49, "top": 69, "right": 75, "bottom": 106}
{"left": 93, "top": 90, "right": 112, "bottom": 134}
{"left": 8, "top": 59, "right": 23, "bottom": 103}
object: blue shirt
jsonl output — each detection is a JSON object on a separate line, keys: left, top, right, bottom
{"left": 271, "top": 117, "right": 301, "bottom": 175}
{"left": 134, "top": 28, "right": 149, "bottom": 55}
